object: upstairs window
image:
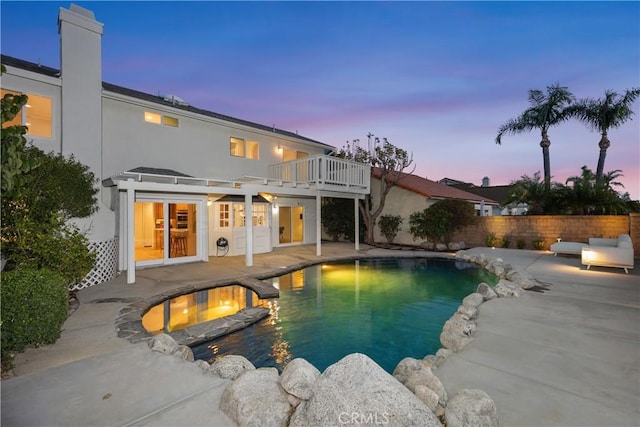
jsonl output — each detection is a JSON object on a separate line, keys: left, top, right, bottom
{"left": 1, "top": 90, "right": 52, "bottom": 138}
{"left": 230, "top": 137, "right": 259, "bottom": 159}
{"left": 144, "top": 112, "right": 161, "bottom": 124}
{"left": 230, "top": 137, "right": 245, "bottom": 157}
{"left": 163, "top": 116, "right": 179, "bottom": 127}
{"left": 246, "top": 140, "right": 259, "bottom": 159}
{"left": 145, "top": 111, "right": 179, "bottom": 127}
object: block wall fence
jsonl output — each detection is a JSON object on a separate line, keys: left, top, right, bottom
{"left": 449, "top": 213, "right": 639, "bottom": 254}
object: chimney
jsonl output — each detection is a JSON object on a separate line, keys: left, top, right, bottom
{"left": 482, "top": 176, "right": 490, "bottom": 187}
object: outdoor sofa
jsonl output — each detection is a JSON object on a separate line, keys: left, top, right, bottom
{"left": 581, "top": 234, "right": 634, "bottom": 274}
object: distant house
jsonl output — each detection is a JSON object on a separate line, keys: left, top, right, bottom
{"left": 1, "top": 5, "right": 369, "bottom": 285}
{"left": 371, "top": 169, "right": 499, "bottom": 245}
{"left": 439, "top": 176, "right": 528, "bottom": 216}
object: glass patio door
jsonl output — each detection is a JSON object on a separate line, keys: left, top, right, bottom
{"left": 134, "top": 199, "right": 199, "bottom": 265}
{"left": 278, "top": 206, "right": 304, "bottom": 244}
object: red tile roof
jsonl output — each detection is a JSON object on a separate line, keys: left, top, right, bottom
{"left": 372, "top": 168, "right": 499, "bottom": 204}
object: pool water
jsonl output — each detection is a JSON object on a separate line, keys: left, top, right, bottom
{"left": 192, "top": 257, "right": 496, "bottom": 373}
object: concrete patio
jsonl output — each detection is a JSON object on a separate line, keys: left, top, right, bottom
{"left": 1, "top": 243, "right": 638, "bottom": 426}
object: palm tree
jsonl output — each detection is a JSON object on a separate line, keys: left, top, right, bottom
{"left": 568, "top": 88, "right": 640, "bottom": 182}
{"left": 496, "top": 83, "right": 575, "bottom": 190}
{"left": 563, "top": 166, "right": 627, "bottom": 215}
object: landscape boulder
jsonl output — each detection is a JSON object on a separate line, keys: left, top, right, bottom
{"left": 445, "top": 389, "right": 499, "bottom": 427}
{"left": 210, "top": 354, "right": 256, "bottom": 380}
{"left": 403, "top": 366, "right": 448, "bottom": 406}
{"left": 476, "top": 283, "right": 498, "bottom": 301}
{"left": 220, "top": 367, "right": 291, "bottom": 427}
{"left": 462, "top": 292, "right": 483, "bottom": 308}
{"left": 506, "top": 267, "right": 538, "bottom": 290}
{"left": 279, "top": 358, "right": 320, "bottom": 401}
{"left": 494, "top": 279, "right": 524, "bottom": 298}
{"left": 289, "top": 353, "right": 440, "bottom": 427}
{"left": 147, "top": 333, "right": 179, "bottom": 355}
{"left": 392, "top": 357, "right": 425, "bottom": 384}
{"left": 171, "top": 344, "right": 194, "bottom": 362}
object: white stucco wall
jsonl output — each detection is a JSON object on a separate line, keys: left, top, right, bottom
{"left": 100, "top": 93, "right": 326, "bottom": 182}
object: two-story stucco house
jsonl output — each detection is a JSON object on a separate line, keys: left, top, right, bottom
{"left": 1, "top": 4, "right": 369, "bottom": 285}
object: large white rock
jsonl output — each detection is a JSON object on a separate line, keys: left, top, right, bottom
{"left": 147, "top": 333, "right": 178, "bottom": 354}
{"left": 494, "top": 279, "right": 524, "bottom": 297}
{"left": 210, "top": 355, "right": 255, "bottom": 380}
{"left": 476, "top": 283, "right": 498, "bottom": 301}
{"left": 220, "top": 368, "right": 291, "bottom": 427}
{"left": 392, "top": 357, "right": 425, "bottom": 384}
{"left": 445, "top": 389, "right": 499, "bottom": 427}
{"left": 414, "top": 385, "right": 440, "bottom": 414}
{"left": 289, "top": 353, "right": 440, "bottom": 427}
{"left": 279, "top": 358, "right": 320, "bottom": 401}
{"left": 462, "top": 292, "right": 484, "bottom": 308}
{"left": 456, "top": 304, "right": 478, "bottom": 321}
{"left": 171, "top": 344, "right": 194, "bottom": 362}
{"left": 442, "top": 314, "right": 477, "bottom": 336}
{"left": 403, "top": 366, "right": 448, "bottom": 406}
{"left": 506, "top": 267, "right": 537, "bottom": 289}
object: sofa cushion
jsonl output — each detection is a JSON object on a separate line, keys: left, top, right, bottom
{"left": 618, "top": 240, "right": 633, "bottom": 249}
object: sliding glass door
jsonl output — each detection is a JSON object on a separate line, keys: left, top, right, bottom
{"left": 134, "top": 198, "right": 201, "bottom": 265}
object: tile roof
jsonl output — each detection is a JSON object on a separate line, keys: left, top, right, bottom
{"left": 372, "top": 168, "right": 499, "bottom": 204}
{"left": 1, "top": 54, "right": 332, "bottom": 149}
{"left": 449, "top": 183, "right": 515, "bottom": 205}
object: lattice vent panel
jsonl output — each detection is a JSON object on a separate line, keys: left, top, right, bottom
{"left": 71, "top": 238, "right": 119, "bottom": 291}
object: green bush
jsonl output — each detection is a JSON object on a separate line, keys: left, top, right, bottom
{"left": 532, "top": 239, "right": 546, "bottom": 250}
{"left": 409, "top": 199, "right": 475, "bottom": 243}
{"left": 378, "top": 214, "right": 403, "bottom": 243}
{"left": 500, "top": 236, "right": 511, "bottom": 248}
{"left": 1, "top": 268, "right": 68, "bottom": 369}
{"left": 485, "top": 233, "right": 498, "bottom": 247}
{"left": 517, "top": 238, "right": 526, "bottom": 249}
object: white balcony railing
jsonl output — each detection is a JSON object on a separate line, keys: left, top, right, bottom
{"left": 268, "top": 155, "right": 370, "bottom": 193}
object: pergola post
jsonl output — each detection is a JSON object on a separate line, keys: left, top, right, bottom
{"left": 245, "top": 193, "right": 253, "bottom": 267}
{"left": 126, "top": 185, "right": 135, "bottom": 284}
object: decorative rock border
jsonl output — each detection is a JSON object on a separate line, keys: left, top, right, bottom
{"left": 137, "top": 251, "right": 540, "bottom": 426}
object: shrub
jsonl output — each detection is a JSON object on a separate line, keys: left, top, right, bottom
{"left": 1, "top": 268, "right": 68, "bottom": 370}
{"left": 378, "top": 214, "right": 403, "bottom": 243}
{"left": 409, "top": 199, "right": 475, "bottom": 243}
{"left": 409, "top": 208, "right": 452, "bottom": 242}
{"left": 500, "top": 236, "right": 510, "bottom": 248}
{"left": 532, "top": 239, "right": 546, "bottom": 250}
{"left": 485, "top": 233, "right": 498, "bottom": 247}
{"left": 517, "top": 238, "right": 526, "bottom": 249}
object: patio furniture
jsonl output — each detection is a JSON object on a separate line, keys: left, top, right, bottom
{"left": 550, "top": 241, "right": 588, "bottom": 256}
{"left": 581, "top": 234, "right": 634, "bottom": 273}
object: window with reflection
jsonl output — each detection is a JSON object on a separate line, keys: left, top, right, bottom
{"left": 1, "top": 89, "right": 52, "bottom": 137}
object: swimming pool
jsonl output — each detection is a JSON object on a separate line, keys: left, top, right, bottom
{"left": 191, "top": 257, "right": 496, "bottom": 373}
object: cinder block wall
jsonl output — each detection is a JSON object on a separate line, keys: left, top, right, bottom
{"left": 449, "top": 215, "right": 637, "bottom": 254}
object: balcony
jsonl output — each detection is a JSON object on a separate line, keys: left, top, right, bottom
{"left": 268, "top": 155, "right": 370, "bottom": 194}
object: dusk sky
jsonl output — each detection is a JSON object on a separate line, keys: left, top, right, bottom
{"left": 2, "top": 1, "right": 639, "bottom": 199}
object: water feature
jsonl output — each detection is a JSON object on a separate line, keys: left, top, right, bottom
{"left": 191, "top": 257, "right": 496, "bottom": 373}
